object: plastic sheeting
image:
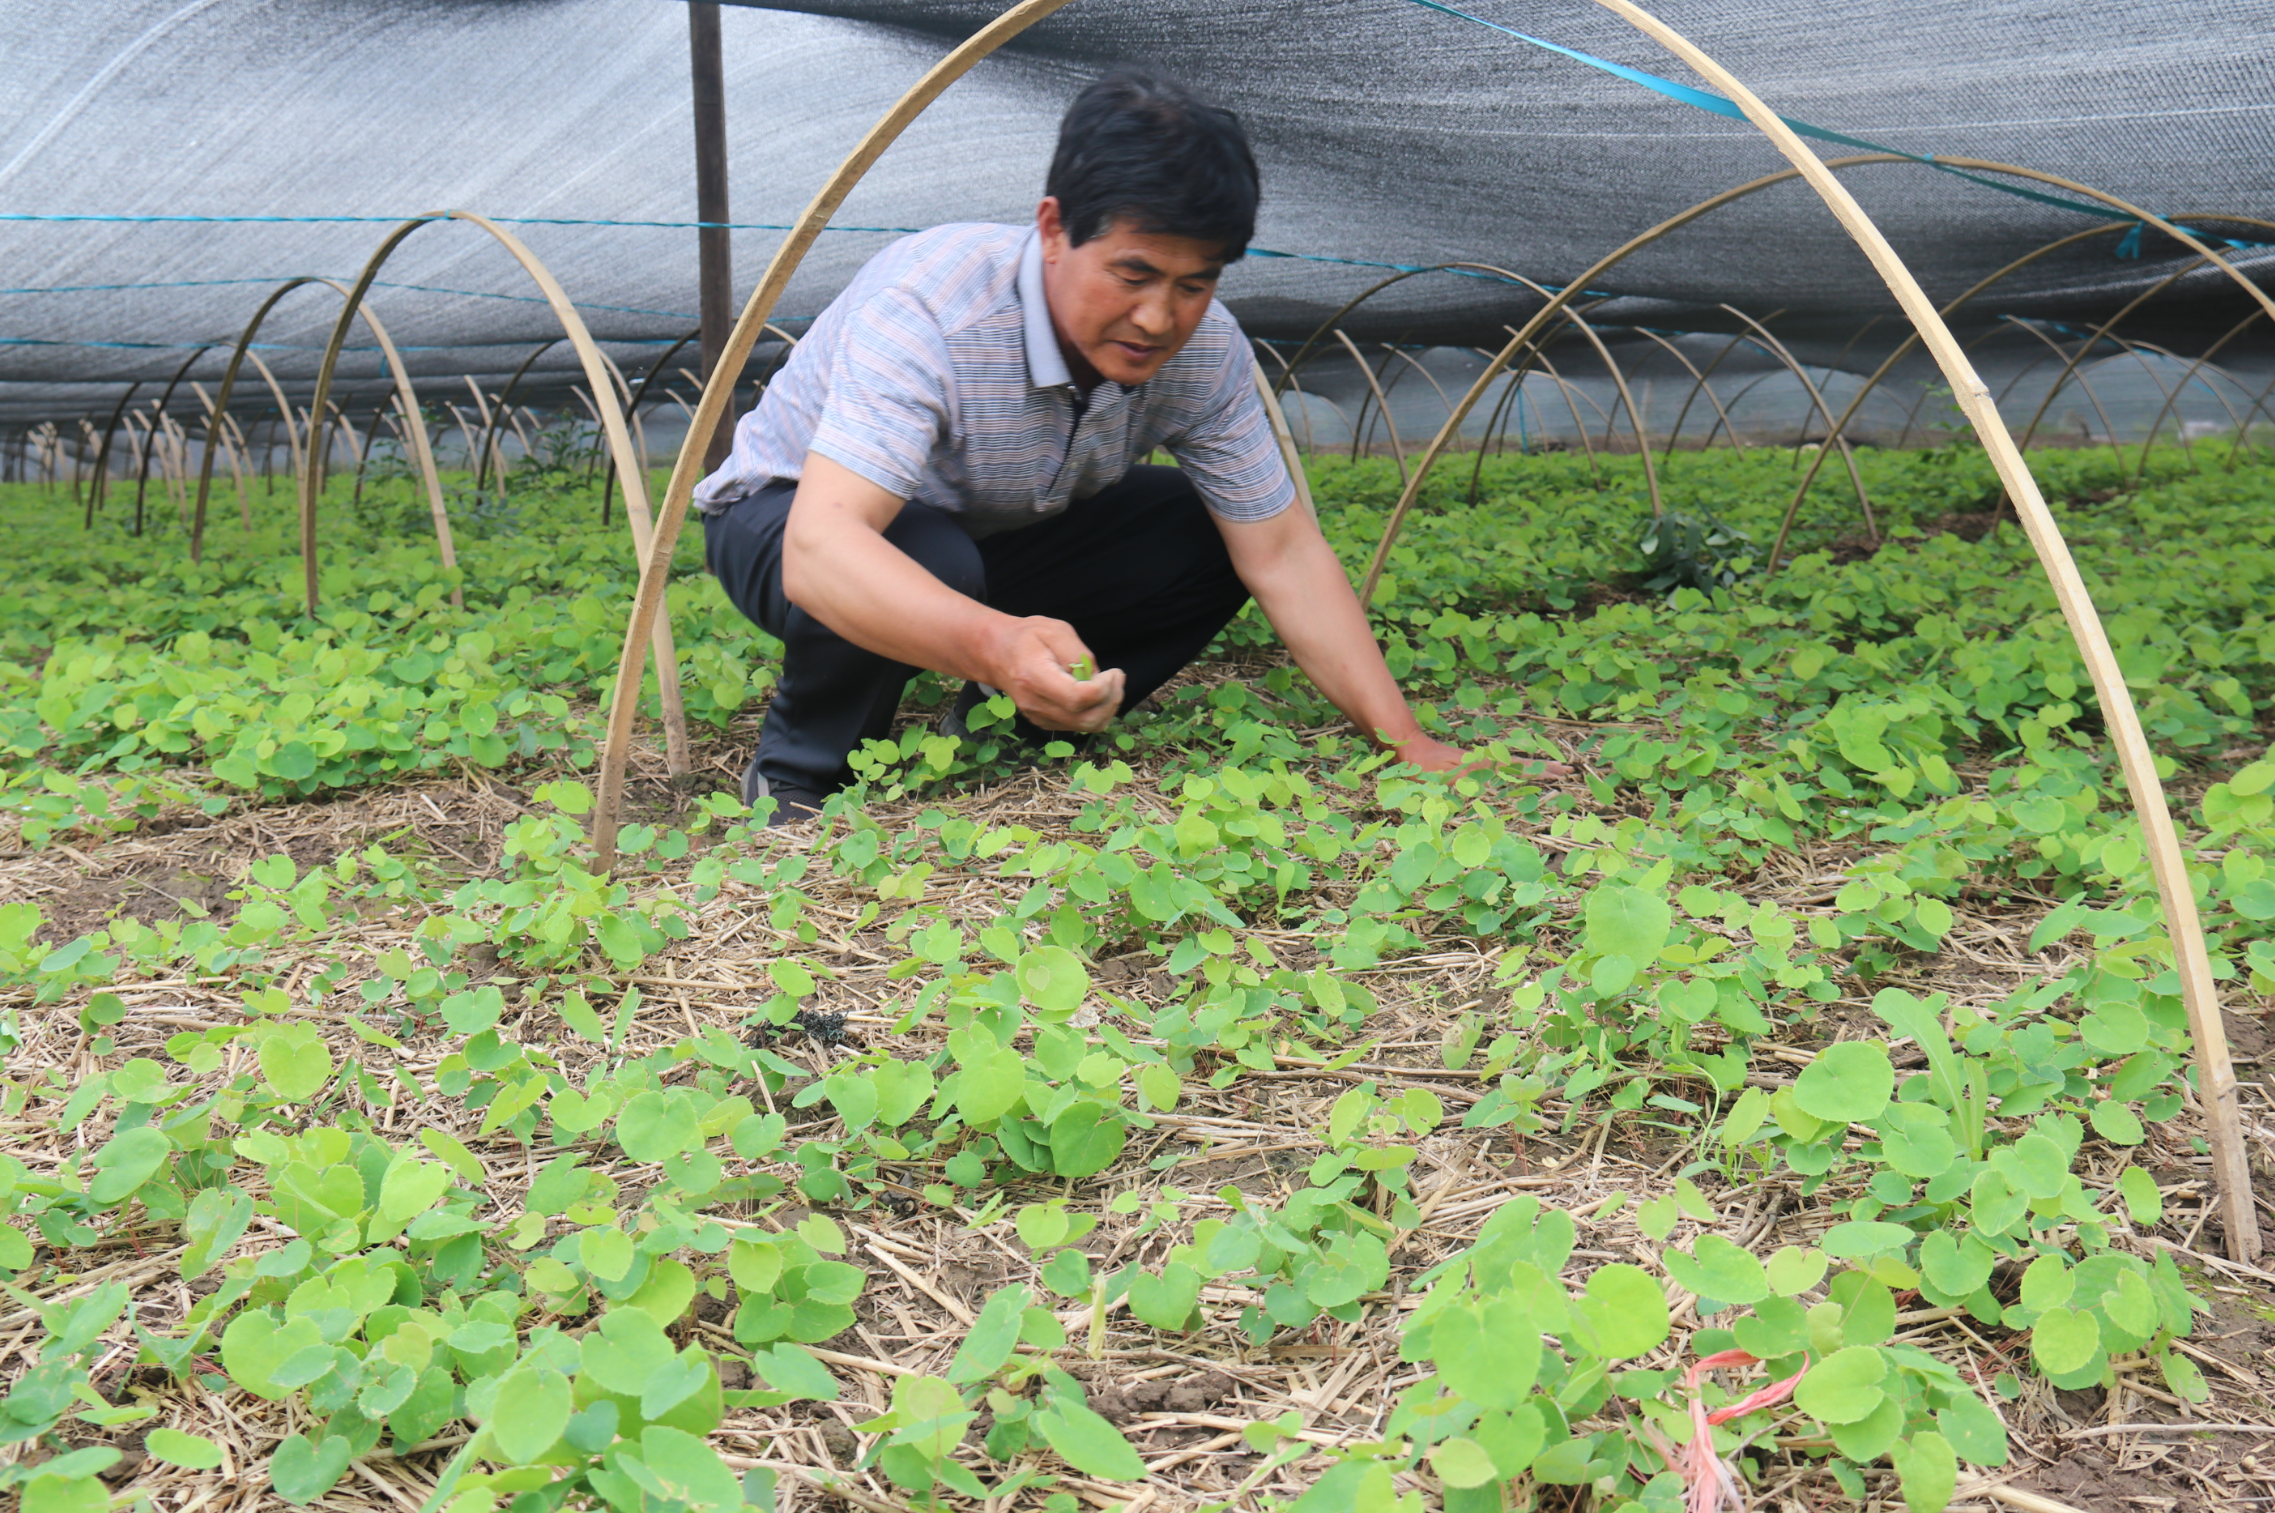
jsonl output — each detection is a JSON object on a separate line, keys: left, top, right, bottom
{"left": 3, "top": 0, "right": 2272, "bottom": 425}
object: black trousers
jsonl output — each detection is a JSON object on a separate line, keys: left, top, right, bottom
{"left": 703, "top": 465, "right": 1251, "bottom": 795}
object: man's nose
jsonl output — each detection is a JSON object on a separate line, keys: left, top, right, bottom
{"left": 1129, "top": 286, "right": 1173, "bottom": 336}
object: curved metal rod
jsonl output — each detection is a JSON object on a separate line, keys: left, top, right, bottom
{"left": 198, "top": 281, "right": 456, "bottom": 596}
{"left": 189, "top": 278, "right": 442, "bottom": 573}
{"left": 1787, "top": 212, "right": 2275, "bottom": 547}
{"left": 2109, "top": 334, "right": 2246, "bottom": 467}
{"left": 1384, "top": 344, "right": 1455, "bottom": 421}
{"left": 133, "top": 345, "right": 211, "bottom": 538}
{"left": 1466, "top": 335, "right": 1552, "bottom": 502}
{"left": 350, "top": 393, "right": 391, "bottom": 508}
{"left": 1274, "top": 261, "right": 1555, "bottom": 397}
{"left": 2228, "top": 365, "right": 2275, "bottom": 468}
{"left": 1524, "top": 342, "right": 1605, "bottom": 472}
{"left": 1593, "top": 0, "right": 2257, "bottom": 1262}
{"left": 479, "top": 338, "right": 561, "bottom": 493}
{"left": 594, "top": 0, "right": 1081, "bottom": 865}
{"left": 2014, "top": 253, "right": 2227, "bottom": 454}
{"left": 1358, "top": 154, "right": 1925, "bottom": 603}
{"left": 241, "top": 353, "right": 304, "bottom": 484}
{"left": 1716, "top": 307, "right": 1876, "bottom": 549}
{"left": 1997, "top": 320, "right": 2123, "bottom": 470}
{"left": 1693, "top": 363, "right": 1796, "bottom": 453}
{"left": 2136, "top": 313, "right": 2262, "bottom": 477}
{"left": 1630, "top": 328, "right": 1744, "bottom": 461}
{"left": 1553, "top": 304, "right": 1661, "bottom": 512}
{"left": 1333, "top": 330, "right": 1407, "bottom": 481}
{"left": 1814, "top": 313, "right": 1885, "bottom": 426}
{"left": 84, "top": 380, "right": 143, "bottom": 529}
{"left": 607, "top": 329, "right": 701, "bottom": 525}
{"left": 295, "top": 210, "right": 689, "bottom": 774}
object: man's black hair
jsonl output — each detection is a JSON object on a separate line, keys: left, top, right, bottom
{"left": 1046, "top": 68, "right": 1259, "bottom": 263}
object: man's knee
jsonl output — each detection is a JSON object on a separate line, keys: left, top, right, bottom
{"left": 885, "top": 501, "right": 986, "bottom": 601}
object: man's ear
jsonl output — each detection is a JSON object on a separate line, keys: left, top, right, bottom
{"left": 1036, "top": 196, "right": 1068, "bottom": 255}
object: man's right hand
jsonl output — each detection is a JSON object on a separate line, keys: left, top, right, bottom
{"left": 987, "top": 616, "right": 1124, "bottom": 732}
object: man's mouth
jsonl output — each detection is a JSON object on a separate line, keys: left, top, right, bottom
{"left": 1110, "top": 340, "right": 1158, "bottom": 363}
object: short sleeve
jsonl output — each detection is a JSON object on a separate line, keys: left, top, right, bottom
{"left": 804, "top": 286, "right": 953, "bottom": 499}
{"left": 1163, "top": 316, "right": 1297, "bottom": 524}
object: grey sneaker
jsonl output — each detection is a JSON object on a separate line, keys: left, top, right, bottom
{"left": 740, "top": 755, "right": 824, "bottom": 827}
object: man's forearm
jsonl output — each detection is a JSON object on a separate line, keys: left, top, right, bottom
{"left": 1245, "top": 529, "right": 1425, "bottom": 748}
{"left": 782, "top": 496, "right": 1005, "bottom": 682}
{"left": 779, "top": 455, "right": 1125, "bottom": 732}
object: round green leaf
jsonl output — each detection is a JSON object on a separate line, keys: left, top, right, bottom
{"left": 87, "top": 1125, "right": 171, "bottom": 1205}
{"left": 1430, "top": 1437, "right": 1501, "bottom": 1490}
{"left": 1584, "top": 886, "right": 1673, "bottom": 967}
{"left": 1765, "top": 1246, "right": 1829, "bottom": 1297}
{"left": 1431, "top": 1298, "right": 1539, "bottom": 1409}
{"left": 1048, "top": 1103, "right": 1126, "bottom": 1180}
{"left": 1016, "top": 946, "right": 1091, "bottom": 1018}
{"left": 1571, "top": 1264, "right": 1669, "bottom": 1359}
{"left": 1136, "top": 1062, "right": 1180, "bottom": 1112}
{"left": 489, "top": 1367, "right": 573, "bottom": 1464}
{"left": 1890, "top": 1428, "right": 1957, "bottom": 1513}
{"left": 1793, "top": 1344, "right": 1888, "bottom": 1425}
{"left": 257, "top": 1023, "right": 334, "bottom": 1103}
{"left": 2089, "top": 1099, "right": 2145, "bottom": 1146}
{"left": 1033, "top": 1396, "right": 1145, "bottom": 1480}
{"left": 1793, "top": 1042, "right": 1894, "bottom": 1124}
{"left": 1919, "top": 1231, "right": 1995, "bottom": 1299}
{"left": 615, "top": 1089, "right": 701, "bottom": 1163}
{"left": 145, "top": 1428, "right": 224, "bottom": 1469}
{"left": 1820, "top": 1220, "right": 1915, "bottom": 1260}
{"left": 2117, "top": 1167, "right": 2164, "bottom": 1226}
{"left": 2030, "top": 1307, "right": 2101, "bottom": 1375}
{"left": 956, "top": 1046, "right": 1026, "bottom": 1125}
{"left": 579, "top": 1225, "right": 636, "bottom": 1284}
{"left": 1663, "top": 1234, "right": 1771, "bottom": 1305}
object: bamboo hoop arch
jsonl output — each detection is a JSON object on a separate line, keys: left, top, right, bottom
{"left": 2142, "top": 310, "right": 2265, "bottom": 477}
{"left": 188, "top": 279, "right": 454, "bottom": 601}
{"left": 1631, "top": 327, "right": 1746, "bottom": 459}
{"left": 1249, "top": 357, "right": 1316, "bottom": 520}
{"left": 1998, "top": 320, "right": 2123, "bottom": 468}
{"left": 1715, "top": 305, "right": 1875, "bottom": 543}
{"left": 2013, "top": 255, "right": 2235, "bottom": 456}
{"left": 591, "top": 0, "right": 1080, "bottom": 866}
{"left": 294, "top": 210, "right": 691, "bottom": 774}
{"left": 1528, "top": 285, "right": 1661, "bottom": 513}
{"left": 1778, "top": 212, "right": 2275, "bottom": 566}
{"left": 130, "top": 346, "right": 211, "bottom": 538}
{"left": 84, "top": 380, "right": 144, "bottom": 529}
{"left": 1333, "top": 330, "right": 1408, "bottom": 478}
{"left": 2227, "top": 365, "right": 2275, "bottom": 466}
{"left": 480, "top": 339, "right": 561, "bottom": 493}
{"left": 1590, "top": 0, "right": 2258, "bottom": 1261}
{"left": 1372, "top": 157, "right": 2275, "bottom": 603}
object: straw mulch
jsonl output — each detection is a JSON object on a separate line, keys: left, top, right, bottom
{"left": 3, "top": 704, "right": 2273, "bottom": 1513}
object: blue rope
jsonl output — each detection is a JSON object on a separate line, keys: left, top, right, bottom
{"left": 1398, "top": 0, "right": 2269, "bottom": 257}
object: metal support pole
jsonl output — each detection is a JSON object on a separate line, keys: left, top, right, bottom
{"left": 689, "top": 1, "right": 735, "bottom": 471}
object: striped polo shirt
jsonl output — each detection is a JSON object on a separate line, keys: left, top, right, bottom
{"left": 693, "top": 222, "right": 1296, "bottom": 538}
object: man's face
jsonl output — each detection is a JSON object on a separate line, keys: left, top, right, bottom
{"left": 1037, "top": 196, "right": 1224, "bottom": 389}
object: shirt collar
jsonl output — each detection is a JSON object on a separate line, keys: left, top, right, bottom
{"left": 1018, "top": 226, "right": 1074, "bottom": 392}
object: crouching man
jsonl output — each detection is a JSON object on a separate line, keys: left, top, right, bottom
{"left": 696, "top": 68, "right": 1478, "bottom": 824}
